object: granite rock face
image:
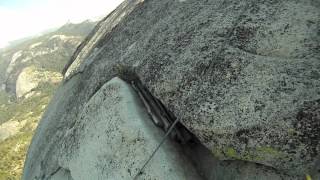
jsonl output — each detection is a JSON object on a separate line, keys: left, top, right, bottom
{"left": 24, "top": 0, "right": 320, "bottom": 179}
{"left": 24, "top": 77, "right": 202, "bottom": 179}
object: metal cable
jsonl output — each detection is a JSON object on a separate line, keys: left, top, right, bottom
{"left": 133, "top": 118, "right": 180, "bottom": 180}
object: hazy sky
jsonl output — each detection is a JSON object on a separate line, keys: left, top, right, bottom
{"left": 0, "top": 0, "right": 123, "bottom": 48}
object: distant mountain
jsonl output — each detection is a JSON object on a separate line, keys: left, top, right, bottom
{"left": 55, "top": 20, "right": 96, "bottom": 37}
{"left": 0, "top": 20, "right": 96, "bottom": 179}
{"left": 0, "top": 20, "right": 96, "bottom": 95}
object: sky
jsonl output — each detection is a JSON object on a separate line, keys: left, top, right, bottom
{"left": 0, "top": 0, "right": 123, "bottom": 48}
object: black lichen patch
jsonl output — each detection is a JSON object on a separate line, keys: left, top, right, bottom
{"left": 229, "top": 24, "right": 258, "bottom": 54}
{"left": 233, "top": 26, "right": 256, "bottom": 46}
{"left": 254, "top": 100, "right": 266, "bottom": 112}
{"left": 197, "top": 53, "right": 250, "bottom": 85}
{"left": 294, "top": 99, "right": 320, "bottom": 158}
{"left": 235, "top": 126, "right": 263, "bottom": 145}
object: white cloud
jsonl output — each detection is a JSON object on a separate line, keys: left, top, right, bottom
{"left": 0, "top": 0, "right": 123, "bottom": 48}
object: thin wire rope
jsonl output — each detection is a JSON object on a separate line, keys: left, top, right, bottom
{"left": 133, "top": 118, "right": 180, "bottom": 180}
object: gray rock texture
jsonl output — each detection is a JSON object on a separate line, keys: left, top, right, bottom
{"left": 26, "top": 77, "right": 202, "bottom": 179}
{"left": 24, "top": 0, "right": 320, "bottom": 179}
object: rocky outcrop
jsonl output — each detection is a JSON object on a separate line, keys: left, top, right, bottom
{"left": 23, "top": 0, "right": 320, "bottom": 179}
{"left": 0, "top": 119, "right": 28, "bottom": 141}
{"left": 15, "top": 66, "right": 62, "bottom": 98}
{"left": 44, "top": 77, "right": 202, "bottom": 179}
{"left": 3, "top": 35, "right": 80, "bottom": 94}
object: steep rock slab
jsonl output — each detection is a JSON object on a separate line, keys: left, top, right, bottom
{"left": 66, "top": 77, "right": 202, "bottom": 179}
{"left": 24, "top": 77, "right": 203, "bottom": 180}
{"left": 63, "top": 0, "right": 319, "bottom": 176}
{"left": 24, "top": 0, "right": 320, "bottom": 178}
